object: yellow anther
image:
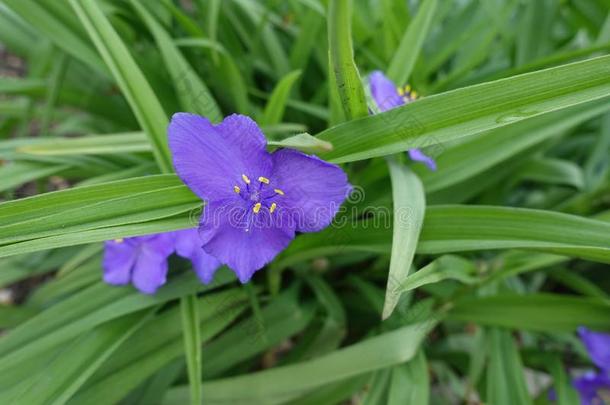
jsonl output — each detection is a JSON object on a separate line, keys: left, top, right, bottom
{"left": 258, "top": 176, "right": 270, "bottom": 184}
{"left": 411, "top": 90, "right": 418, "bottom": 99}
{"left": 397, "top": 87, "right": 405, "bottom": 96}
{"left": 114, "top": 238, "right": 124, "bottom": 243}
{"left": 274, "top": 188, "right": 284, "bottom": 196}
{"left": 253, "top": 202, "right": 262, "bottom": 214}
{"left": 234, "top": 185, "right": 240, "bottom": 194}
{"left": 269, "top": 203, "right": 277, "bottom": 214}
{"left": 241, "top": 174, "right": 250, "bottom": 184}
{"left": 405, "top": 84, "right": 411, "bottom": 92}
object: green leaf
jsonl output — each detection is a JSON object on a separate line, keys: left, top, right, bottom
{"left": 2, "top": 310, "right": 152, "bottom": 405}
{"left": 0, "top": 305, "right": 38, "bottom": 329}
{"left": 449, "top": 294, "right": 610, "bottom": 332}
{"left": 268, "top": 133, "right": 333, "bottom": 154}
{"left": 180, "top": 295, "right": 202, "bottom": 405}
{"left": 274, "top": 205, "right": 610, "bottom": 270}
{"left": 0, "top": 271, "right": 234, "bottom": 380}
{"left": 0, "top": 175, "right": 198, "bottom": 246}
{"left": 163, "top": 320, "right": 436, "bottom": 405}
{"left": 386, "top": 0, "right": 437, "bottom": 85}
{"left": 548, "top": 356, "right": 580, "bottom": 405}
{"left": 0, "top": 216, "right": 192, "bottom": 258}
{"left": 397, "top": 255, "right": 478, "bottom": 293}
{"left": 72, "top": 288, "right": 248, "bottom": 405}
{"left": 515, "top": 157, "right": 585, "bottom": 189}
{"left": 327, "top": 0, "right": 368, "bottom": 120}
{"left": 289, "top": 7, "right": 324, "bottom": 69}
{"left": 130, "top": 0, "right": 221, "bottom": 122}
{"left": 202, "top": 288, "right": 316, "bottom": 378}
{"left": 382, "top": 160, "right": 425, "bottom": 319}
{"left": 174, "top": 38, "right": 251, "bottom": 114}
{"left": 69, "top": 0, "right": 172, "bottom": 172}
{"left": 418, "top": 98, "right": 610, "bottom": 193}
{"left": 261, "top": 70, "right": 302, "bottom": 126}
{"left": 16, "top": 132, "right": 149, "bottom": 156}
{"left": 316, "top": 57, "right": 610, "bottom": 163}
{"left": 417, "top": 206, "right": 610, "bottom": 264}
{"left": 0, "top": 161, "right": 68, "bottom": 192}
{"left": 486, "top": 328, "right": 532, "bottom": 405}
{"left": 3, "top": 0, "right": 106, "bottom": 75}
{"left": 361, "top": 370, "right": 391, "bottom": 404}
{"left": 388, "top": 350, "right": 429, "bottom": 405}
{"left": 286, "top": 374, "right": 369, "bottom": 405}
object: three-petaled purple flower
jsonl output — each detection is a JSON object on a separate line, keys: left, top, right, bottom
{"left": 168, "top": 113, "right": 351, "bottom": 283}
{"left": 572, "top": 327, "right": 610, "bottom": 404}
{"left": 103, "top": 229, "right": 220, "bottom": 294}
{"left": 369, "top": 70, "right": 437, "bottom": 171}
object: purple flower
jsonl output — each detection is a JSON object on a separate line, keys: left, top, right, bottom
{"left": 579, "top": 327, "right": 610, "bottom": 373}
{"left": 103, "top": 229, "right": 220, "bottom": 294}
{"left": 573, "top": 373, "right": 610, "bottom": 405}
{"left": 169, "top": 113, "right": 350, "bottom": 283}
{"left": 369, "top": 70, "right": 436, "bottom": 171}
{"left": 173, "top": 229, "right": 221, "bottom": 284}
{"left": 572, "top": 327, "right": 610, "bottom": 404}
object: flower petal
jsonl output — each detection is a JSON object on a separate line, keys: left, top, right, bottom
{"left": 131, "top": 249, "right": 169, "bottom": 294}
{"left": 129, "top": 233, "right": 174, "bottom": 294}
{"left": 174, "top": 228, "right": 221, "bottom": 284}
{"left": 271, "top": 148, "right": 350, "bottom": 232}
{"left": 408, "top": 148, "right": 437, "bottom": 171}
{"left": 199, "top": 199, "right": 295, "bottom": 282}
{"left": 168, "top": 113, "right": 272, "bottom": 202}
{"left": 369, "top": 71, "right": 404, "bottom": 112}
{"left": 573, "top": 372, "right": 610, "bottom": 405}
{"left": 578, "top": 327, "right": 610, "bottom": 373}
{"left": 102, "top": 240, "right": 136, "bottom": 285}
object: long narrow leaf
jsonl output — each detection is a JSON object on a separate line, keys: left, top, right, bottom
{"left": 317, "top": 57, "right": 610, "bottom": 163}
{"left": 69, "top": 0, "right": 172, "bottom": 171}
{"left": 382, "top": 159, "right": 425, "bottom": 319}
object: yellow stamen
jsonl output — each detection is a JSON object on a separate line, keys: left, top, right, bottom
{"left": 269, "top": 202, "right": 277, "bottom": 214}
{"left": 405, "top": 85, "right": 411, "bottom": 92}
{"left": 274, "top": 188, "right": 284, "bottom": 195}
{"left": 397, "top": 87, "right": 404, "bottom": 96}
{"left": 411, "top": 90, "right": 418, "bottom": 99}
{"left": 253, "top": 202, "right": 262, "bottom": 214}
{"left": 258, "top": 176, "right": 270, "bottom": 184}
{"left": 234, "top": 185, "right": 240, "bottom": 194}
{"left": 241, "top": 174, "right": 250, "bottom": 184}
{"left": 114, "top": 238, "right": 124, "bottom": 243}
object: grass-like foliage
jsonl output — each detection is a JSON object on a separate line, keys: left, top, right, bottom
{"left": 0, "top": 0, "right": 609, "bottom": 404}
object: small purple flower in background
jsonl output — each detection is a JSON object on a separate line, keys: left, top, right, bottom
{"left": 103, "top": 229, "right": 220, "bottom": 294}
{"left": 572, "top": 327, "right": 610, "bottom": 404}
{"left": 169, "top": 113, "right": 350, "bottom": 283}
{"left": 573, "top": 373, "right": 610, "bottom": 405}
{"left": 369, "top": 70, "right": 436, "bottom": 171}
{"left": 173, "top": 229, "right": 221, "bottom": 284}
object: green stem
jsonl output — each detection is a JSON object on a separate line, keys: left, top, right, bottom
{"left": 180, "top": 294, "right": 202, "bottom": 405}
